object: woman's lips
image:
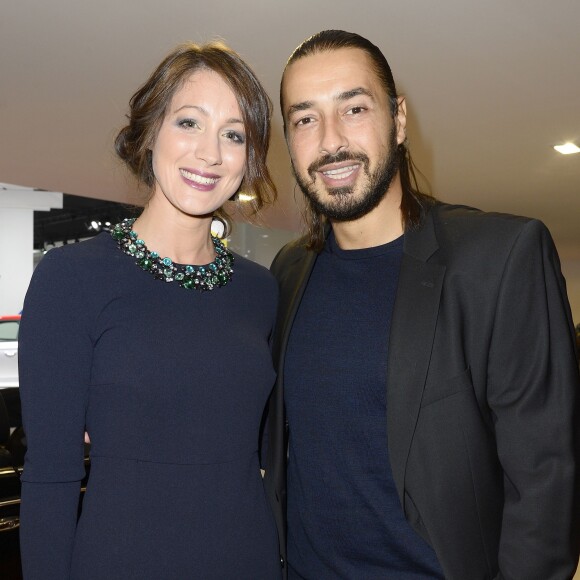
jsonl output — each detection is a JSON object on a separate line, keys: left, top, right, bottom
{"left": 179, "top": 168, "right": 220, "bottom": 190}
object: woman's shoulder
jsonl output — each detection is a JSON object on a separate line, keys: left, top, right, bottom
{"left": 42, "top": 232, "right": 113, "bottom": 260}
{"left": 230, "top": 252, "right": 277, "bottom": 294}
{"left": 31, "top": 233, "right": 128, "bottom": 302}
{"left": 231, "top": 252, "right": 275, "bottom": 280}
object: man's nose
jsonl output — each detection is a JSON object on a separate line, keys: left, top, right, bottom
{"left": 319, "top": 118, "right": 348, "bottom": 156}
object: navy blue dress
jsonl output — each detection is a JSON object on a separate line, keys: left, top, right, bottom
{"left": 18, "top": 233, "right": 281, "bottom": 579}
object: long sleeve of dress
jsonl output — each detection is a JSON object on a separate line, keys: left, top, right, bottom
{"left": 18, "top": 248, "right": 93, "bottom": 579}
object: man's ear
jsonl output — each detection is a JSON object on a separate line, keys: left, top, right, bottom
{"left": 395, "top": 96, "right": 407, "bottom": 145}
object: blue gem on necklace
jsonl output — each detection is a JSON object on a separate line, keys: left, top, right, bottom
{"left": 111, "top": 218, "right": 234, "bottom": 291}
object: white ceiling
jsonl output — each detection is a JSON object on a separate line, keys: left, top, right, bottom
{"left": 1, "top": 1, "right": 579, "bottom": 258}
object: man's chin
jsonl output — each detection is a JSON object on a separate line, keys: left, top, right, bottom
{"left": 327, "top": 186, "right": 354, "bottom": 197}
{"left": 309, "top": 196, "right": 367, "bottom": 222}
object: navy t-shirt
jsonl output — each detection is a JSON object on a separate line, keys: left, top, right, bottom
{"left": 284, "top": 232, "right": 443, "bottom": 579}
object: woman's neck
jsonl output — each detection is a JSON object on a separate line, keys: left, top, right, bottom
{"left": 132, "top": 203, "right": 215, "bottom": 266}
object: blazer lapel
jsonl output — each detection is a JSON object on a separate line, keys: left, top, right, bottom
{"left": 266, "top": 241, "right": 318, "bottom": 516}
{"left": 272, "top": 246, "right": 318, "bottom": 371}
{"left": 387, "top": 207, "right": 446, "bottom": 507}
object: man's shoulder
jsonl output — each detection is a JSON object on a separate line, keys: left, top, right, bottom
{"left": 270, "top": 235, "right": 312, "bottom": 277}
{"left": 424, "top": 201, "right": 556, "bottom": 265}
{"left": 431, "top": 201, "right": 534, "bottom": 230}
{"left": 428, "top": 201, "right": 546, "bottom": 244}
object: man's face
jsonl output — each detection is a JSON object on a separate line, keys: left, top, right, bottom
{"left": 282, "top": 47, "right": 406, "bottom": 221}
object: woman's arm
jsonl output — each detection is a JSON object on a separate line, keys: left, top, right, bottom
{"left": 19, "top": 248, "right": 93, "bottom": 579}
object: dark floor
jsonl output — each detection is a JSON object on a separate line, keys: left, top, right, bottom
{"left": 0, "top": 531, "right": 22, "bottom": 579}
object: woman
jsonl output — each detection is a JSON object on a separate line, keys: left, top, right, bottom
{"left": 19, "top": 41, "right": 281, "bottom": 579}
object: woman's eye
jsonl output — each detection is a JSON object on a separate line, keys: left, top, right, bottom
{"left": 224, "top": 130, "right": 245, "bottom": 144}
{"left": 178, "top": 119, "right": 198, "bottom": 129}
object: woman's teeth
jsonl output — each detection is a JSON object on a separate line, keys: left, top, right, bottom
{"left": 180, "top": 169, "right": 219, "bottom": 185}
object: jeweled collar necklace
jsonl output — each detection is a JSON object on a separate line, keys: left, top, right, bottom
{"left": 111, "top": 218, "right": 234, "bottom": 291}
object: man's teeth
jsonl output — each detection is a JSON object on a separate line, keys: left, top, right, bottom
{"left": 322, "top": 165, "right": 357, "bottom": 179}
{"left": 180, "top": 169, "right": 219, "bottom": 185}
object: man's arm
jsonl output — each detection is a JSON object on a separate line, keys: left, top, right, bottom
{"left": 487, "top": 219, "right": 580, "bottom": 579}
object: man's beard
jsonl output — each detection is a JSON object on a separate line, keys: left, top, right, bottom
{"left": 292, "top": 125, "right": 400, "bottom": 222}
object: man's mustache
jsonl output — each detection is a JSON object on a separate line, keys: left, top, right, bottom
{"left": 307, "top": 150, "right": 369, "bottom": 178}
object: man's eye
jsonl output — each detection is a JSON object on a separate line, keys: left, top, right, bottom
{"left": 346, "top": 106, "right": 365, "bottom": 115}
{"left": 295, "top": 117, "right": 313, "bottom": 126}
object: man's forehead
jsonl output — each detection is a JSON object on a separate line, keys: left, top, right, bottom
{"left": 286, "top": 47, "right": 372, "bottom": 78}
{"left": 283, "top": 48, "right": 378, "bottom": 103}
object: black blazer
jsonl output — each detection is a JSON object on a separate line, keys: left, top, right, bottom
{"left": 264, "top": 202, "right": 580, "bottom": 580}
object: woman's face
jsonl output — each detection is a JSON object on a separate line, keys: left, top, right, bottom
{"left": 150, "top": 69, "right": 246, "bottom": 218}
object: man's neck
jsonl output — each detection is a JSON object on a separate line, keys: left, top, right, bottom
{"left": 331, "top": 183, "right": 404, "bottom": 250}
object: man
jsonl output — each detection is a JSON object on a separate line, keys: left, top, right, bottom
{"left": 576, "top": 324, "right": 580, "bottom": 367}
{"left": 264, "top": 30, "right": 580, "bottom": 579}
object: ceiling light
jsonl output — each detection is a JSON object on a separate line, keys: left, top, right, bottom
{"left": 554, "top": 142, "right": 580, "bottom": 155}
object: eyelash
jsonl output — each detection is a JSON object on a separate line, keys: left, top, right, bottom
{"left": 178, "top": 119, "right": 199, "bottom": 130}
{"left": 295, "top": 116, "right": 314, "bottom": 127}
{"left": 224, "top": 130, "right": 245, "bottom": 144}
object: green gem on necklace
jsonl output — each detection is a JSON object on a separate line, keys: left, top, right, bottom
{"left": 111, "top": 218, "right": 234, "bottom": 291}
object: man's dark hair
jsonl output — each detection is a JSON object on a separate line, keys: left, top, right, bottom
{"left": 281, "top": 30, "right": 433, "bottom": 251}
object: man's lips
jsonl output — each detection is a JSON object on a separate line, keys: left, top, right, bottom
{"left": 319, "top": 163, "right": 359, "bottom": 180}
{"left": 316, "top": 162, "right": 361, "bottom": 184}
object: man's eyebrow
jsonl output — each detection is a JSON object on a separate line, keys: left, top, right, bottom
{"left": 287, "top": 101, "right": 314, "bottom": 117}
{"left": 287, "top": 87, "right": 374, "bottom": 117}
{"left": 336, "top": 87, "right": 374, "bottom": 101}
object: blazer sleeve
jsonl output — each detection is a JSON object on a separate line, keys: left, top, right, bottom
{"left": 486, "top": 219, "right": 580, "bottom": 579}
{"left": 18, "top": 248, "right": 92, "bottom": 579}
